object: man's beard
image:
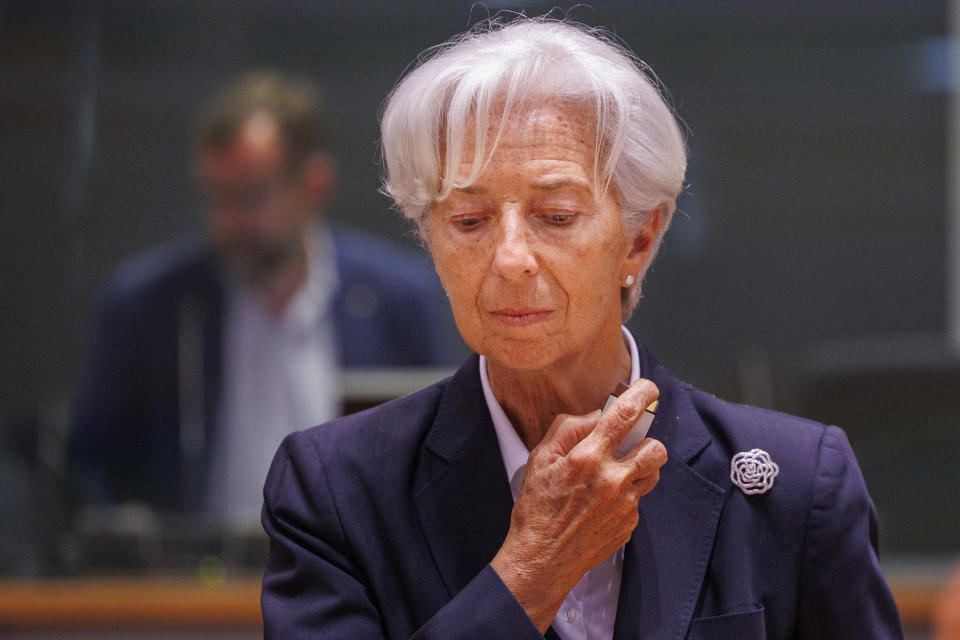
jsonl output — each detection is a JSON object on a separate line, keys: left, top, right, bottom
{"left": 217, "top": 232, "right": 300, "bottom": 286}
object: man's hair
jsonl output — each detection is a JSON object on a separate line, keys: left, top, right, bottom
{"left": 194, "top": 69, "right": 329, "bottom": 171}
{"left": 380, "top": 17, "right": 687, "bottom": 319}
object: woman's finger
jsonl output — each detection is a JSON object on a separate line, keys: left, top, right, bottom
{"left": 536, "top": 411, "right": 602, "bottom": 458}
{"left": 590, "top": 378, "right": 659, "bottom": 455}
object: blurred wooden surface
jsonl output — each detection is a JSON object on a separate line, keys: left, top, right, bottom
{"left": 0, "top": 576, "right": 261, "bottom": 627}
{"left": 893, "top": 580, "right": 944, "bottom": 628}
{"left": 0, "top": 573, "right": 945, "bottom": 636}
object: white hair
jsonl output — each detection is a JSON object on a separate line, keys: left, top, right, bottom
{"left": 380, "top": 17, "right": 687, "bottom": 319}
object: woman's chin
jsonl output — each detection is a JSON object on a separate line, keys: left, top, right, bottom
{"left": 480, "top": 336, "right": 566, "bottom": 372}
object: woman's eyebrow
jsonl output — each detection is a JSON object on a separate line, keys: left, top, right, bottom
{"left": 534, "top": 176, "right": 591, "bottom": 191}
{"left": 450, "top": 177, "right": 591, "bottom": 194}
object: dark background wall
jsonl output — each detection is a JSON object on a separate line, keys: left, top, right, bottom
{"left": 1, "top": 0, "right": 952, "bottom": 556}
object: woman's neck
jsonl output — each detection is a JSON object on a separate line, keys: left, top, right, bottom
{"left": 487, "top": 327, "right": 632, "bottom": 450}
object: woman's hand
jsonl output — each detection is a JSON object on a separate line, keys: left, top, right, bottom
{"left": 490, "top": 378, "right": 667, "bottom": 633}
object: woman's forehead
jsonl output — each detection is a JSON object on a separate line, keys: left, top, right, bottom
{"left": 455, "top": 103, "right": 600, "bottom": 177}
{"left": 464, "top": 100, "right": 597, "bottom": 144}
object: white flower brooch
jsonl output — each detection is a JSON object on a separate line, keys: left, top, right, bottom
{"left": 730, "top": 448, "right": 779, "bottom": 495}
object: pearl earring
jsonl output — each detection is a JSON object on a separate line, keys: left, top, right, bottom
{"left": 624, "top": 275, "right": 635, "bottom": 287}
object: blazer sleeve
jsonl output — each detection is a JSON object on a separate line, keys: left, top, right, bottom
{"left": 68, "top": 281, "right": 144, "bottom": 504}
{"left": 794, "top": 425, "right": 904, "bottom": 639}
{"left": 261, "top": 432, "right": 545, "bottom": 640}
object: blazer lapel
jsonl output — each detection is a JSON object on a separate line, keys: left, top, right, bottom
{"left": 175, "top": 253, "right": 223, "bottom": 510}
{"left": 413, "top": 355, "right": 516, "bottom": 597}
{"left": 613, "top": 347, "right": 726, "bottom": 640}
{"left": 413, "top": 348, "right": 727, "bottom": 640}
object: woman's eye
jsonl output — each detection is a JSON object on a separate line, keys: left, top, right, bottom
{"left": 541, "top": 213, "right": 575, "bottom": 226}
{"left": 452, "top": 216, "right": 485, "bottom": 230}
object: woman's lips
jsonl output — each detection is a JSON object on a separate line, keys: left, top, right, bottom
{"left": 489, "top": 309, "right": 553, "bottom": 327}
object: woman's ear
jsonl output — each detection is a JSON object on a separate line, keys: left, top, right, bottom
{"left": 623, "top": 205, "right": 662, "bottom": 274}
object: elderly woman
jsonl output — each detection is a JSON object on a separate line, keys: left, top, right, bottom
{"left": 261, "top": 19, "right": 902, "bottom": 640}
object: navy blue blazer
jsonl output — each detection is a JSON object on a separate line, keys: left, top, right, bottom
{"left": 68, "top": 226, "right": 463, "bottom": 510}
{"left": 261, "top": 348, "right": 903, "bottom": 639}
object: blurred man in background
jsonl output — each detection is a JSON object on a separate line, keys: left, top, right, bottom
{"left": 68, "top": 70, "right": 461, "bottom": 528}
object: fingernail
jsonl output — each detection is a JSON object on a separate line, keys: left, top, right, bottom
{"left": 589, "top": 409, "right": 602, "bottom": 418}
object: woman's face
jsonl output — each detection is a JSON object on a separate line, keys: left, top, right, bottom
{"left": 429, "top": 103, "right": 655, "bottom": 371}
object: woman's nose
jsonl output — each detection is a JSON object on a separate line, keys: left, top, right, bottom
{"left": 491, "top": 211, "right": 538, "bottom": 279}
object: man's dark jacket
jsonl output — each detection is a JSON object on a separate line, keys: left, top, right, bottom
{"left": 69, "top": 226, "right": 462, "bottom": 510}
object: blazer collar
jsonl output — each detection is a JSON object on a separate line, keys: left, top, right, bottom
{"left": 414, "top": 354, "right": 515, "bottom": 597}
{"left": 414, "top": 349, "right": 726, "bottom": 640}
{"left": 614, "top": 345, "right": 726, "bottom": 640}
